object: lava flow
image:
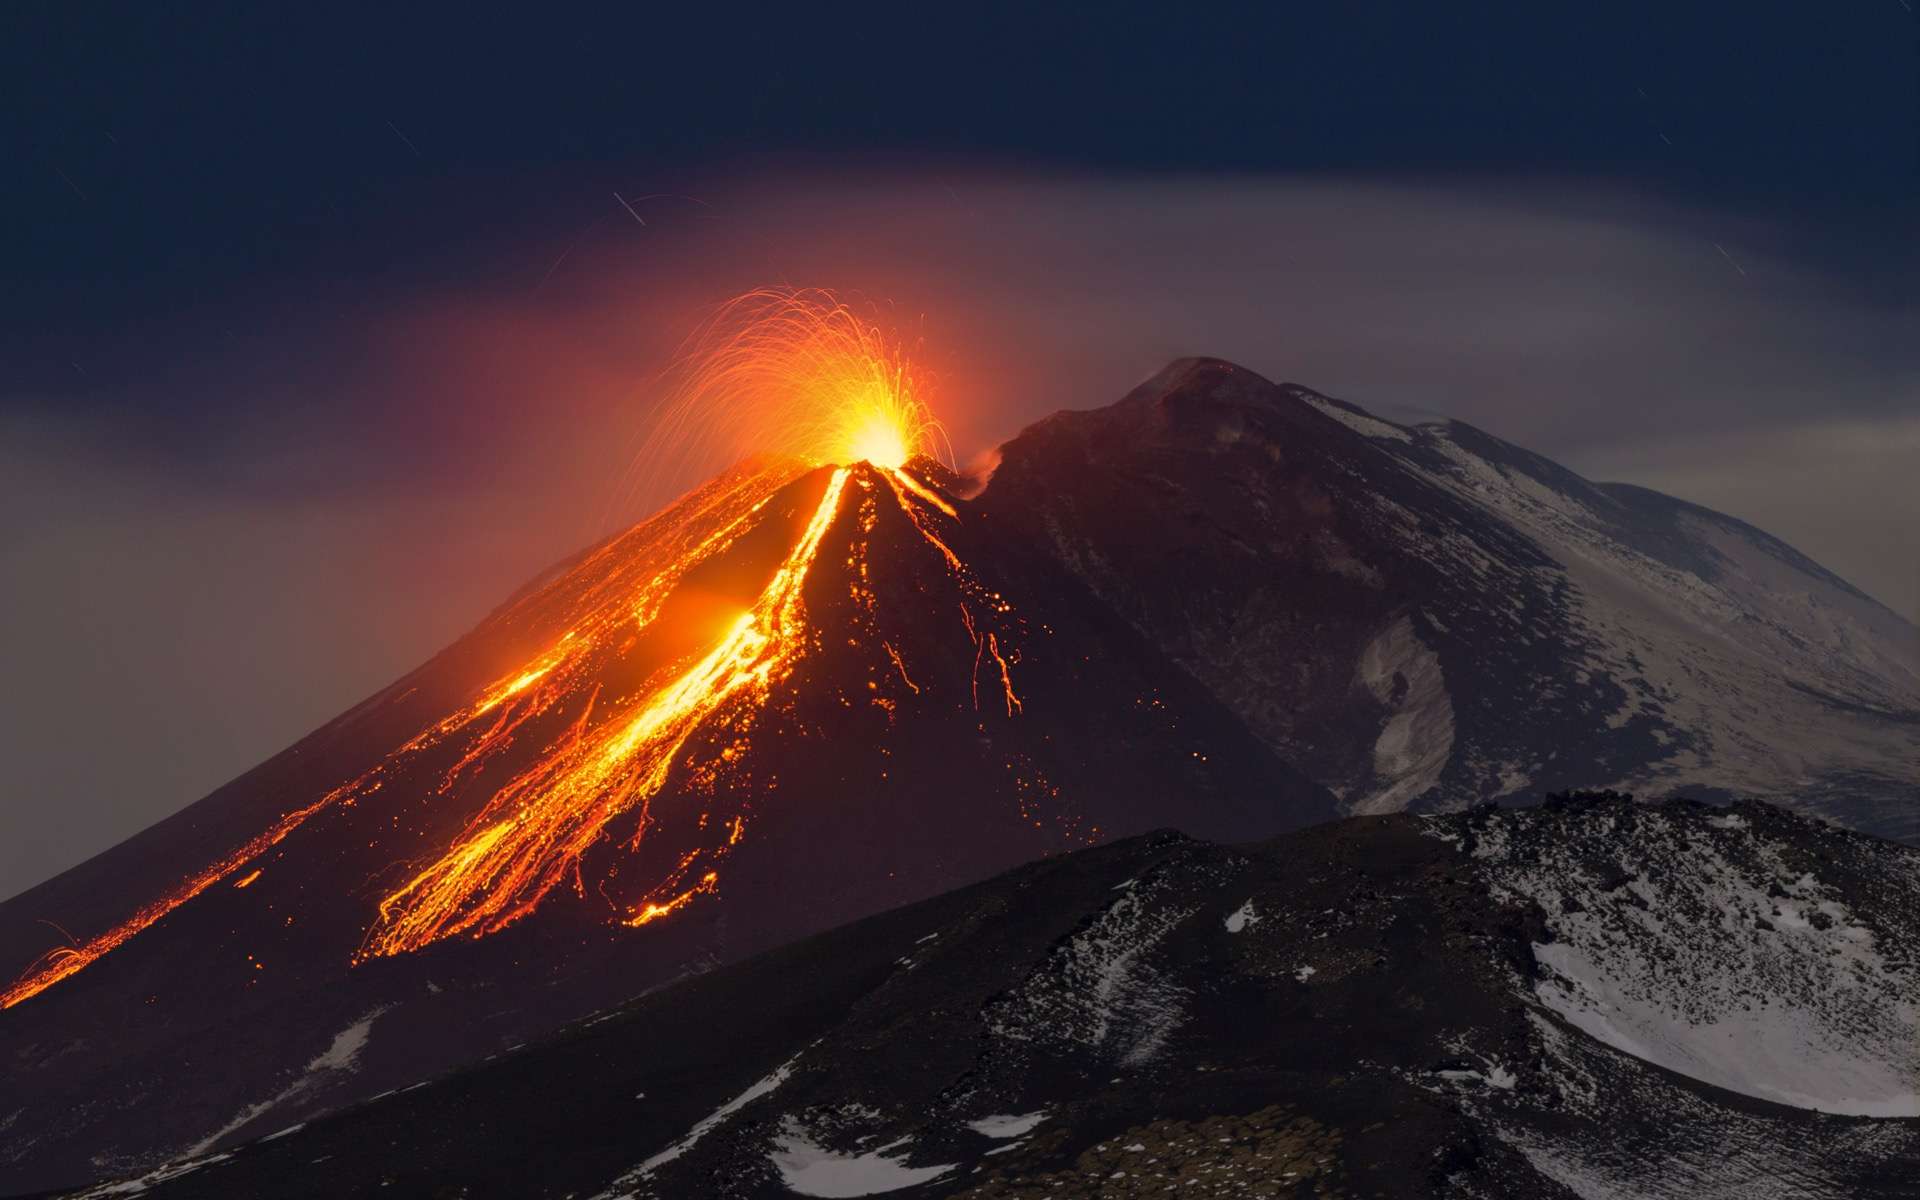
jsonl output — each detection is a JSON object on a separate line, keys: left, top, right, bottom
{"left": 5, "top": 287, "right": 1022, "bottom": 1008}
{"left": 357, "top": 465, "right": 854, "bottom": 957}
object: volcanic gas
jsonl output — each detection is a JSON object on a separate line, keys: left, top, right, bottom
{"left": 2, "top": 288, "right": 1012, "bottom": 1007}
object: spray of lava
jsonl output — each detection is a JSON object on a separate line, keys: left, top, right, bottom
{"left": 614, "top": 288, "right": 950, "bottom": 506}
{"left": 4, "top": 288, "right": 1016, "bottom": 1008}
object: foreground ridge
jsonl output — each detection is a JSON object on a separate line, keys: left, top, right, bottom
{"left": 72, "top": 795, "right": 1920, "bottom": 1199}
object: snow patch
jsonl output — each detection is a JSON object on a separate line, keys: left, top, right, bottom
{"left": 967, "top": 1110, "right": 1048, "bottom": 1139}
{"left": 72, "top": 1153, "right": 233, "bottom": 1197}
{"left": 1481, "top": 806, "right": 1920, "bottom": 1117}
{"left": 308, "top": 1015, "right": 378, "bottom": 1073}
{"left": 1302, "top": 396, "right": 1414, "bottom": 442}
{"left": 1535, "top": 938, "right": 1919, "bottom": 1116}
{"left": 1223, "top": 901, "right": 1259, "bottom": 933}
{"left": 1436, "top": 1058, "right": 1518, "bottom": 1091}
{"left": 639, "top": 1054, "right": 800, "bottom": 1177}
{"left": 186, "top": 1007, "right": 388, "bottom": 1156}
{"left": 987, "top": 869, "right": 1194, "bottom": 1066}
{"left": 1351, "top": 615, "right": 1454, "bottom": 813}
{"left": 593, "top": 1049, "right": 810, "bottom": 1197}
{"left": 768, "top": 1122, "right": 956, "bottom": 1197}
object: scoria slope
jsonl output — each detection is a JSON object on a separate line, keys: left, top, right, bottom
{"left": 978, "top": 357, "right": 1919, "bottom": 835}
{"left": 73, "top": 796, "right": 1920, "bottom": 1199}
{"left": 0, "top": 450, "right": 1331, "bottom": 1194}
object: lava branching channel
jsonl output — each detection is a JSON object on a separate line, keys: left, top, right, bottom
{"left": 3, "top": 290, "right": 1026, "bottom": 1010}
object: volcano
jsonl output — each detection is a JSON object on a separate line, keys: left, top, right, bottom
{"left": 3, "top": 355, "right": 1914, "bottom": 1194}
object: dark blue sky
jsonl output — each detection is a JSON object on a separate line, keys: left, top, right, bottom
{"left": 6, "top": 2, "right": 1912, "bottom": 367}
{"left": 3, "top": 2, "right": 1915, "bottom": 901}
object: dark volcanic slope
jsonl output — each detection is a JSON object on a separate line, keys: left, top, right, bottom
{"left": 980, "top": 359, "right": 1919, "bottom": 834}
{"left": 78, "top": 796, "right": 1920, "bottom": 1199}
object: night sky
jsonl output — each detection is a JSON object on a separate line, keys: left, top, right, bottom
{"left": 3, "top": 3, "right": 1915, "bottom": 899}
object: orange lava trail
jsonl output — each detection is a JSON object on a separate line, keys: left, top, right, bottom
{"left": 881, "top": 469, "right": 965, "bottom": 572}
{"left": 882, "top": 466, "right": 1022, "bottom": 717}
{"left": 357, "top": 468, "right": 854, "bottom": 959}
{"left": 882, "top": 641, "right": 921, "bottom": 694}
{"left": 962, "top": 606, "right": 985, "bottom": 712}
{"left": 1, "top": 791, "right": 340, "bottom": 1009}
{"left": 984, "top": 632, "right": 1023, "bottom": 717}
{"left": 628, "top": 871, "right": 720, "bottom": 927}
{"left": 887, "top": 465, "right": 958, "bottom": 519}
{"left": 3, "top": 464, "right": 788, "bottom": 1007}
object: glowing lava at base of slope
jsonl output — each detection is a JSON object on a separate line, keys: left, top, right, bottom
{"left": 0, "top": 792, "right": 340, "bottom": 1009}
{"left": 627, "top": 870, "right": 721, "bottom": 927}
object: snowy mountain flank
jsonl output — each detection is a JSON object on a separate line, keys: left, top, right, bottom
{"left": 980, "top": 358, "right": 1918, "bottom": 837}
{"left": 83, "top": 795, "right": 1920, "bottom": 1198}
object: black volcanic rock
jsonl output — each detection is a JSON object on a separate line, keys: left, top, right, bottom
{"left": 2, "top": 359, "right": 1914, "bottom": 1193}
{"left": 72, "top": 798, "right": 1920, "bottom": 1199}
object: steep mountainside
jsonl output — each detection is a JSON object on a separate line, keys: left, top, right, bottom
{"left": 980, "top": 358, "right": 1918, "bottom": 833}
{"left": 3, "top": 358, "right": 1912, "bottom": 1194}
{"left": 76, "top": 796, "right": 1920, "bottom": 1199}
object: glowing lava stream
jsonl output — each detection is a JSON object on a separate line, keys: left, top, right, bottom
{"left": 0, "top": 466, "right": 789, "bottom": 1010}
{"left": 357, "top": 468, "right": 854, "bottom": 958}
{"left": 0, "top": 792, "right": 339, "bottom": 1009}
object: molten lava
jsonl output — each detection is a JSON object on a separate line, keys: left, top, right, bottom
{"left": 4, "top": 288, "right": 1018, "bottom": 1009}
{"left": 358, "top": 466, "right": 854, "bottom": 958}
{"left": 619, "top": 288, "right": 950, "bottom": 496}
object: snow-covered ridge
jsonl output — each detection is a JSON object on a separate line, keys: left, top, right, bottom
{"left": 1299, "top": 393, "right": 1414, "bottom": 442}
{"left": 1457, "top": 801, "right": 1920, "bottom": 1116}
{"left": 1311, "top": 382, "right": 1918, "bottom": 824}
{"left": 984, "top": 865, "right": 1200, "bottom": 1066}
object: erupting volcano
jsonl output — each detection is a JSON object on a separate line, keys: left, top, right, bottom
{"left": 0, "top": 295, "right": 1340, "bottom": 1190}
{"left": 6, "top": 312, "right": 1910, "bottom": 1195}
{"left": 4, "top": 290, "right": 1017, "bottom": 1006}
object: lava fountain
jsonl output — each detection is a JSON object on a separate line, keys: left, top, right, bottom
{"left": 616, "top": 287, "right": 951, "bottom": 503}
